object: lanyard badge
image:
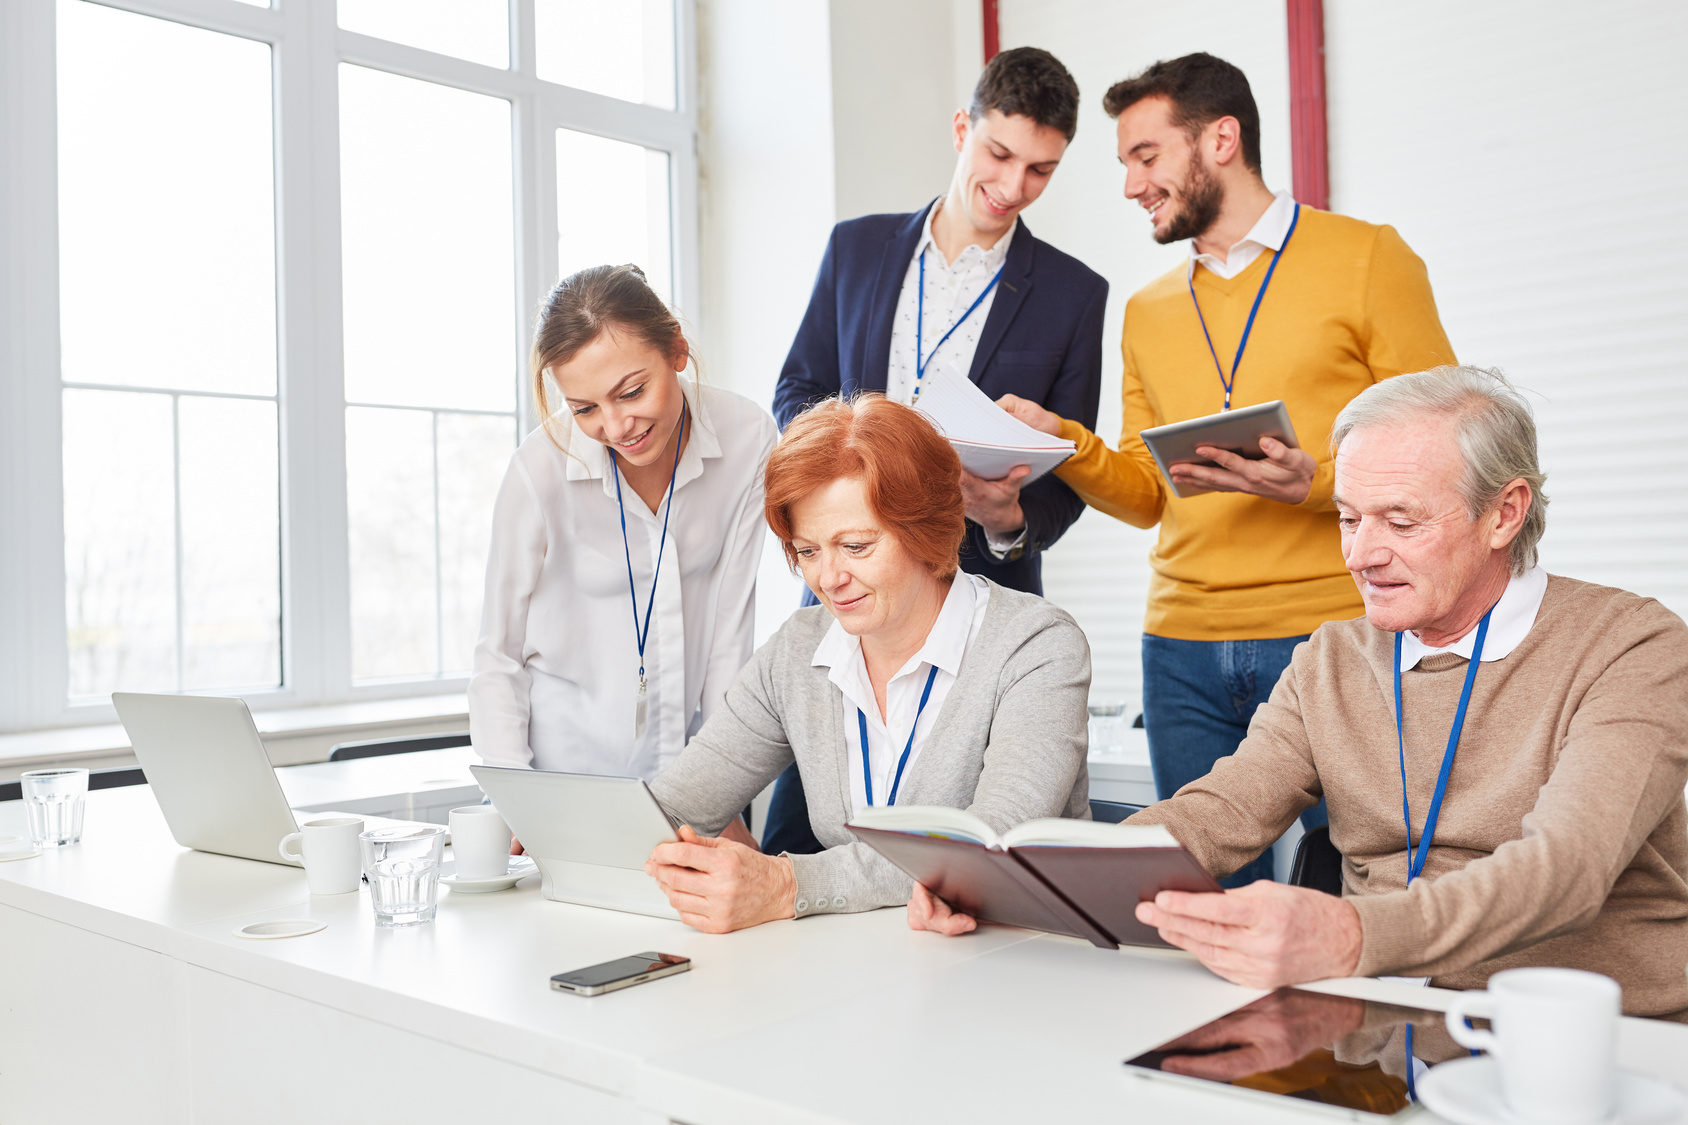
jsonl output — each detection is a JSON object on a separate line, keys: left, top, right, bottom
{"left": 611, "top": 404, "right": 687, "bottom": 742}
{"left": 1394, "top": 605, "right": 1493, "bottom": 1099}
{"left": 910, "top": 248, "right": 1005, "bottom": 403}
{"left": 1188, "top": 202, "right": 1301, "bottom": 411}
{"left": 856, "top": 664, "right": 940, "bottom": 807}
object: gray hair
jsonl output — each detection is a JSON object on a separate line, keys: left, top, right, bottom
{"left": 1331, "top": 366, "right": 1549, "bottom": 573}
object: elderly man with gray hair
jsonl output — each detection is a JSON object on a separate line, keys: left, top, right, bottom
{"left": 912, "top": 365, "right": 1688, "bottom": 1020}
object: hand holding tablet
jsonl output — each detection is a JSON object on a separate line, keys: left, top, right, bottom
{"left": 1139, "top": 400, "right": 1317, "bottom": 503}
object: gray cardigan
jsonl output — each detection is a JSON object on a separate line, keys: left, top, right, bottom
{"left": 650, "top": 581, "right": 1091, "bottom": 918}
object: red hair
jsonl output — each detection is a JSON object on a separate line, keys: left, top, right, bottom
{"left": 765, "top": 395, "right": 966, "bottom": 579}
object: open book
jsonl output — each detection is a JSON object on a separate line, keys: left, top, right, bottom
{"left": 913, "top": 365, "right": 1076, "bottom": 482}
{"left": 848, "top": 806, "right": 1220, "bottom": 950}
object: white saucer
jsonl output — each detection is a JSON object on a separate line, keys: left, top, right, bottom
{"left": 1419, "top": 1056, "right": 1686, "bottom": 1125}
{"left": 233, "top": 919, "right": 327, "bottom": 940}
{"left": 441, "top": 856, "right": 537, "bottom": 893}
{"left": 0, "top": 835, "right": 40, "bottom": 862}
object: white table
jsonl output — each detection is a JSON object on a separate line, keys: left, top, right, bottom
{"left": 2, "top": 759, "right": 1683, "bottom": 1125}
{"left": 278, "top": 745, "right": 483, "bottom": 824}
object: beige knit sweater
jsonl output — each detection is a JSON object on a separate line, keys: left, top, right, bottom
{"left": 1132, "top": 575, "right": 1688, "bottom": 1020}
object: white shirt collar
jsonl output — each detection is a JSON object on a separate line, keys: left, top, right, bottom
{"left": 812, "top": 571, "right": 980, "bottom": 681}
{"left": 559, "top": 377, "right": 721, "bottom": 500}
{"left": 1399, "top": 566, "right": 1549, "bottom": 670}
{"left": 1187, "top": 189, "right": 1297, "bottom": 281}
{"left": 917, "top": 200, "right": 1016, "bottom": 272}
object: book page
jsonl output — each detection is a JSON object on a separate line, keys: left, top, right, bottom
{"left": 914, "top": 365, "right": 1075, "bottom": 453}
{"left": 848, "top": 805, "right": 1001, "bottom": 847}
{"left": 1001, "top": 818, "right": 1179, "bottom": 849}
{"left": 947, "top": 440, "right": 1073, "bottom": 482}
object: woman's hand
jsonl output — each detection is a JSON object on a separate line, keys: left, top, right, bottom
{"left": 645, "top": 825, "right": 796, "bottom": 933}
{"left": 510, "top": 837, "right": 525, "bottom": 856}
{"left": 994, "top": 394, "right": 1064, "bottom": 438}
{"left": 906, "top": 882, "right": 976, "bottom": 936}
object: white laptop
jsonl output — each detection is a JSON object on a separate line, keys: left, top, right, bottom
{"left": 112, "top": 692, "right": 430, "bottom": 867}
{"left": 470, "top": 764, "right": 681, "bottom": 920}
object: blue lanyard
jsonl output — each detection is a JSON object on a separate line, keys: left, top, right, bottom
{"left": 856, "top": 664, "right": 940, "bottom": 807}
{"left": 1189, "top": 202, "right": 1300, "bottom": 411}
{"left": 912, "top": 248, "right": 1005, "bottom": 402}
{"left": 610, "top": 405, "right": 687, "bottom": 692}
{"left": 1396, "top": 606, "right": 1492, "bottom": 1099}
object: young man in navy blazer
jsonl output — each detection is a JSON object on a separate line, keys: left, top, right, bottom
{"left": 764, "top": 48, "right": 1107, "bottom": 853}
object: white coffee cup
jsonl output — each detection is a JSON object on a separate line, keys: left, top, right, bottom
{"left": 279, "top": 816, "right": 365, "bottom": 895}
{"left": 1445, "top": 967, "right": 1620, "bottom": 1124}
{"left": 449, "top": 804, "right": 512, "bottom": 881}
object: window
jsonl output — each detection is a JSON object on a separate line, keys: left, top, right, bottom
{"left": 56, "top": 1, "right": 281, "bottom": 699}
{"left": 0, "top": 0, "right": 697, "bottom": 732}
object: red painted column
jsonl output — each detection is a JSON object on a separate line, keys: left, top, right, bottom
{"left": 983, "top": 0, "right": 1000, "bottom": 63}
{"left": 1286, "top": 0, "right": 1330, "bottom": 211}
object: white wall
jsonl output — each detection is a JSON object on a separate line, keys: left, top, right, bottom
{"left": 829, "top": 0, "right": 959, "bottom": 219}
{"left": 696, "top": 0, "right": 837, "bottom": 638}
{"left": 697, "top": 0, "right": 966, "bottom": 644}
{"left": 996, "top": 0, "right": 1293, "bottom": 711}
{"left": 1325, "top": 0, "right": 1688, "bottom": 618}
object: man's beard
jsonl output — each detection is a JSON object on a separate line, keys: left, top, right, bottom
{"left": 1154, "top": 154, "right": 1224, "bottom": 245}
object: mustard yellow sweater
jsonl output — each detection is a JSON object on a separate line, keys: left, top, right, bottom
{"left": 1056, "top": 209, "right": 1455, "bottom": 640}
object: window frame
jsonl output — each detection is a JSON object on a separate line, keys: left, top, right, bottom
{"left": 0, "top": 0, "right": 700, "bottom": 732}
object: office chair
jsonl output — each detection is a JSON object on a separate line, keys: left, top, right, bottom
{"left": 1288, "top": 824, "right": 1343, "bottom": 896}
{"left": 0, "top": 765, "right": 148, "bottom": 803}
{"left": 327, "top": 731, "right": 471, "bottom": 762}
{"left": 1089, "top": 799, "right": 1146, "bottom": 824}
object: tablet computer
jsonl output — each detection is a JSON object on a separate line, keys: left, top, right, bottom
{"left": 1123, "top": 986, "right": 1471, "bottom": 1120}
{"left": 1140, "top": 399, "right": 1299, "bottom": 499}
{"left": 470, "top": 764, "right": 682, "bottom": 919}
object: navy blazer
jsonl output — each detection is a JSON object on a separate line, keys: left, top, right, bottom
{"left": 772, "top": 205, "right": 1107, "bottom": 595}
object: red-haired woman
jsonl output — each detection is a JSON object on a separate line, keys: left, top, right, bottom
{"left": 470, "top": 265, "right": 777, "bottom": 780}
{"left": 647, "top": 395, "right": 1091, "bottom": 933}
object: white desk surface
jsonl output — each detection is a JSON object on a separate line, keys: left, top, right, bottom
{"left": 276, "top": 745, "right": 482, "bottom": 813}
{"left": 2, "top": 755, "right": 1683, "bottom": 1125}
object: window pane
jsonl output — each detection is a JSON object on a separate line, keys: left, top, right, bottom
{"left": 437, "top": 414, "right": 516, "bottom": 675}
{"left": 556, "top": 130, "right": 672, "bottom": 300}
{"left": 56, "top": 0, "right": 276, "bottom": 397}
{"left": 337, "top": 0, "right": 508, "bottom": 70}
{"left": 340, "top": 66, "right": 516, "bottom": 412}
{"left": 63, "top": 390, "right": 176, "bottom": 698}
{"left": 347, "top": 407, "right": 438, "bottom": 681}
{"left": 536, "top": 0, "right": 675, "bottom": 109}
{"left": 179, "top": 398, "right": 281, "bottom": 690}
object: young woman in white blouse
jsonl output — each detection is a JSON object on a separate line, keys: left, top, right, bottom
{"left": 470, "top": 264, "right": 778, "bottom": 780}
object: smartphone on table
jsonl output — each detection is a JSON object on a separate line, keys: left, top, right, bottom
{"left": 550, "top": 952, "right": 691, "bottom": 996}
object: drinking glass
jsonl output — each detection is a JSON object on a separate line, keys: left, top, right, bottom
{"left": 359, "top": 825, "right": 445, "bottom": 926}
{"left": 22, "top": 768, "right": 90, "bottom": 847}
{"left": 1087, "top": 703, "right": 1129, "bottom": 759}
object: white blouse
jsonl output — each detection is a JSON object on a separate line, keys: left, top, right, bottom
{"left": 812, "top": 572, "right": 992, "bottom": 817}
{"left": 469, "top": 379, "right": 778, "bottom": 780}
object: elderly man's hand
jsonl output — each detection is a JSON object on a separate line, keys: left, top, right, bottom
{"left": 1135, "top": 881, "right": 1363, "bottom": 989}
{"left": 906, "top": 882, "right": 978, "bottom": 936}
{"left": 645, "top": 825, "right": 796, "bottom": 933}
{"left": 1169, "top": 437, "right": 1316, "bottom": 505}
{"left": 959, "top": 465, "right": 1031, "bottom": 537}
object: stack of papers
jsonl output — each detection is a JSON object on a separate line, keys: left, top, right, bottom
{"left": 913, "top": 366, "right": 1076, "bottom": 482}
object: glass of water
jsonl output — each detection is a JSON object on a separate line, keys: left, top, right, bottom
{"left": 22, "top": 768, "right": 90, "bottom": 848}
{"left": 359, "top": 825, "right": 445, "bottom": 927}
{"left": 1087, "top": 703, "right": 1129, "bottom": 760}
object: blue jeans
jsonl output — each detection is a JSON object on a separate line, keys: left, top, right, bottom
{"left": 1141, "top": 633, "right": 1328, "bottom": 888}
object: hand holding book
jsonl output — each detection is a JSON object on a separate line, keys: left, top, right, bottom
{"left": 849, "top": 806, "right": 1219, "bottom": 949}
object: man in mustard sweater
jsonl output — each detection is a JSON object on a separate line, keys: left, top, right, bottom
{"left": 1007, "top": 54, "right": 1455, "bottom": 885}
